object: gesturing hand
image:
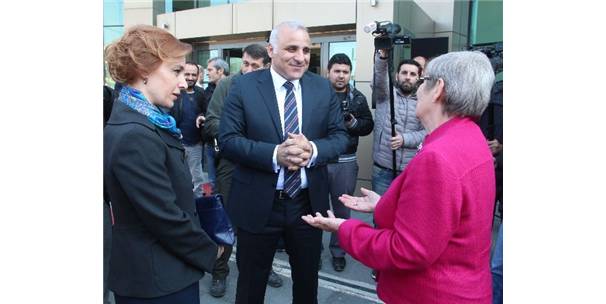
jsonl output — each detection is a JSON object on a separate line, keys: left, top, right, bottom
{"left": 339, "top": 187, "right": 381, "bottom": 213}
{"left": 301, "top": 210, "right": 346, "bottom": 233}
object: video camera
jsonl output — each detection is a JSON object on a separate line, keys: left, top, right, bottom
{"left": 468, "top": 42, "right": 503, "bottom": 73}
{"left": 364, "top": 21, "right": 411, "bottom": 49}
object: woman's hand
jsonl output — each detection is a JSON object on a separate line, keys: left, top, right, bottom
{"left": 216, "top": 245, "right": 224, "bottom": 259}
{"left": 301, "top": 210, "right": 346, "bottom": 233}
{"left": 339, "top": 187, "right": 380, "bottom": 213}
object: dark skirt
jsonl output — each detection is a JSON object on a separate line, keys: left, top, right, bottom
{"left": 114, "top": 282, "right": 199, "bottom": 304}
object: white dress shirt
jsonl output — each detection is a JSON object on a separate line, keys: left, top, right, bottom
{"left": 270, "top": 67, "right": 318, "bottom": 190}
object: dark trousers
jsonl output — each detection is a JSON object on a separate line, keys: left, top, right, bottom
{"left": 235, "top": 190, "right": 322, "bottom": 304}
{"left": 212, "top": 157, "right": 235, "bottom": 279}
{"left": 114, "top": 282, "right": 199, "bottom": 304}
{"left": 326, "top": 161, "right": 358, "bottom": 258}
{"left": 103, "top": 201, "right": 112, "bottom": 304}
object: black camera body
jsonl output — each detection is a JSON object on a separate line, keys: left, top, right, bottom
{"left": 374, "top": 35, "right": 411, "bottom": 49}
{"left": 341, "top": 99, "right": 352, "bottom": 122}
{"left": 369, "top": 21, "right": 411, "bottom": 49}
{"left": 468, "top": 42, "right": 503, "bottom": 73}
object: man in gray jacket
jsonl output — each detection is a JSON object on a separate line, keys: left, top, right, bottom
{"left": 371, "top": 49, "right": 426, "bottom": 195}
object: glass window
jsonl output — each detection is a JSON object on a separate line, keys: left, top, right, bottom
{"left": 104, "top": 0, "right": 124, "bottom": 87}
{"left": 223, "top": 48, "right": 244, "bottom": 75}
{"left": 171, "top": 0, "right": 244, "bottom": 12}
{"left": 307, "top": 43, "right": 322, "bottom": 75}
{"left": 469, "top": 0, "right": 503, "bottom": 45}
{"left": 104, "top": 27, "right": 124, "bottom": 47}
{"left": 228, "top": 57, "right": 242, "bottom": 75}
{"left": 103, "top": 0, "right": 123, "bottom": 26}
{"left": 329, "top": 41, "right": 356, "bottom": 85}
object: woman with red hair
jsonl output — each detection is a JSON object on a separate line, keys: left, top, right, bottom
{"left": 104, "top": 25, "right": 222, "bottom": 304}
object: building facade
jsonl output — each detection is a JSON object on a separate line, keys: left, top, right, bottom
{"left": 104, "top": 0, "right": 503, "bottom": 191}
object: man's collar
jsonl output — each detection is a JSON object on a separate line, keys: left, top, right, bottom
{"left": 395, "top": 86, "right": 417, "bottom": 99}
{"left": 270, "top": 66, "right": 300, "bottom": 91}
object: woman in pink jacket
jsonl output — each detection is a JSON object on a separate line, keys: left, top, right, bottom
{"left": 303, "top": 51, "right": 496, "bottom": 304}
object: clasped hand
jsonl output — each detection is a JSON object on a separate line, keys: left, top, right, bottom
{"left": 195, "top": 115, "right": 206, "bottom": 128}
{"left": 277, "top": 133, "right": 312, "bottom": 171}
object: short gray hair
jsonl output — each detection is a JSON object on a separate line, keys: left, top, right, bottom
{"left": 207, "top": 57, "right": 230, "bottom": 76}
{"left": 268, "top": 21, "right": 308, "bottom": 54}
{"left": 423, "top": 51, "right": 495, "bottom": 117}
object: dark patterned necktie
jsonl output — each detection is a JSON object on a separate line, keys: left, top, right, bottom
{"left": 283, "top": 81, "right": 301, "bottom": 198}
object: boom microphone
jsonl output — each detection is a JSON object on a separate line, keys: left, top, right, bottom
{"left": 363, "top": 22, "right": 377, "bottom": 33}
{"left": 363, "top": 21, "right": 402, "bottom": 35}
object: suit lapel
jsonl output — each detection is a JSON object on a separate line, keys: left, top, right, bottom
{"left": 257, "top": 70, "right": 284, "bottom": 140}
{"left": 300, "top": 72, "right": 314, "bottom": 135}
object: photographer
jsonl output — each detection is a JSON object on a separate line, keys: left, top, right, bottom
{"left": 325, "top": 53, "right": 373, "bottom": 272}
{"left": 371, "top": 49, "right": 426, "bottom": 195}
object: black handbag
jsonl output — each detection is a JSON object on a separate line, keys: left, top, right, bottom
{"left": 195, "top": 194, "right": 235, "bottom": 246}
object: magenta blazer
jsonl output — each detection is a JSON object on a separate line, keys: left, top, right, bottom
{"left": 339, "top": 117, "right": 495, "bottom": 304}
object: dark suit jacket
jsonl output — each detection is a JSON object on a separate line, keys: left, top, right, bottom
{"left": 219, "top": 69, "right": 349, "bottom": 233}
{"left": 104, "top": 101, "right": 218, "bottom": 298}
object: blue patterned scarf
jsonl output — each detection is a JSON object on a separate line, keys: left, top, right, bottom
{"left": 119, "top": 86, "right": 182, "bottom": 139}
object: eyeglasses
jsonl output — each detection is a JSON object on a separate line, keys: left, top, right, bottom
{"left": 419, "top": 75, "right": 436, "bottom": 84}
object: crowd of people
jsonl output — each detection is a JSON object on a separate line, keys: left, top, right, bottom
{"left": 103, "top": 21, "right": 503, "bottom": 304}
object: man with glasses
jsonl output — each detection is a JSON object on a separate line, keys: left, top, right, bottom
{"left": 371, "top": 49, "right": 426, "bottom": 195}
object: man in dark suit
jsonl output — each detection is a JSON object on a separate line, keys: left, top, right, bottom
{"left": 219, "top": 21, "right": 348, "bottom": 304}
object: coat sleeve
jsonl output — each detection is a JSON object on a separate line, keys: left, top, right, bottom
{"left": 347, "top": 92, "right": 374, "bottom": 137}
{"left": 402, "top": 123, "right": 426, "bottom": 149}
{"left": 372, "top": 53, "right": 390, "bottom": 105}
{"left": 196, "top": 88, "right": 208, "bottom": 115}
{"left": 218, "top": 77, "right": 277, "bottom": 172}
{"left": 112, "top": 128, "right": 218, "bottom": 273}
{"left": 337, "top": 151, "right": 461, "bottom": 271}
{"left": 205, "top": 77, "right": 231, "bottom": 139}
{"left": 308, "top": 82, "right": 349, "bottom": 166}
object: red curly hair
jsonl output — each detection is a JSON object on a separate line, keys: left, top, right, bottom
{"left": 104, "top": 25, "right": 192, "bottom": 85}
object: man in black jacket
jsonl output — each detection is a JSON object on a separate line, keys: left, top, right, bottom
{"left": 479, "top": 79, "right": 503, "bottom": 213}
{"left": 324, "top": 53, "right": 374, "bottom": 271}
{"left": 170, "top": 62, "right": 209, "bottom": 198}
